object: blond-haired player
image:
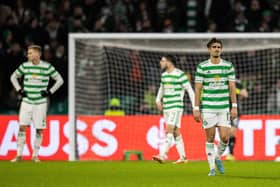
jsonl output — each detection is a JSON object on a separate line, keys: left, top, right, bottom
{"left": 10, "top": 45, "right": 64, "bottom": 162}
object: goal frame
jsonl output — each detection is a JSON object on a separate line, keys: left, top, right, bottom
{"left": 68, "top": 33, "right": 280, "bottom": 161}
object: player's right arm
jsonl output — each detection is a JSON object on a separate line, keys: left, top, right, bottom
{"left": 155, "top": 83, "right": 163, "bottom": 111}
{"left": 10, "top": 64, "right": 24, "bottom": 92}
{"left": 193, "top": 64, "right": 204, "bottom": 122}
{"left": 194, "top": 82, "right": 202, "bottom": 122}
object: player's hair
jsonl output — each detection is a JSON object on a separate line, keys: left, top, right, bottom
{"left": 163, "top": 54, "right": 176, "bottom": 66}
{"left": 207, "top": 38, "right": 223, "bottom": 48}
{"left": 28, "top": 45, "right": 42, "bottom": 53}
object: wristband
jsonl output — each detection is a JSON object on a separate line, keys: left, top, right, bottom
{"left": 232, "top": 103, "right": 238, "bottom": 108}
{"left": 194, "top": 106, "right": 200, "bottom": 111}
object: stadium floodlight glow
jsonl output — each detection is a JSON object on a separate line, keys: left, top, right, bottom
{"left": 68, "top": 33, "right": 280, "bottom": 161}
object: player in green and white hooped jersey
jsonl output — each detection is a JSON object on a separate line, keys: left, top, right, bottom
{"left": 152, "top": 54, "right": 195, "bottom": 164}
{"left": 10, "top": 45, "right": 64, "bottom": 162}
{"left": 193, "top": 38, "right": 237, "bottom": 176}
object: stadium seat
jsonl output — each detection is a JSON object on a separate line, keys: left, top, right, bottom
{"left": 123, "top": 150, "right": 143, "bottom": 161}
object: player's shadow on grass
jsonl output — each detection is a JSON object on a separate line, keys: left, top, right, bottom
{"left": 224, "top": 175, "right": 280, "bottom": 181}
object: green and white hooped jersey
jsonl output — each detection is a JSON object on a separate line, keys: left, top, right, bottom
{"left": 160, "top": 68, "right": 189, "bottom": 111}
{"left": 195, "top": 59, "right": 235, "bottom": 112}
{"left": 16, "top": 61, "right": 58, "bottom": 105}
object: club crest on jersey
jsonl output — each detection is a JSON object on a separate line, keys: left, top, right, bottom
{"left": 213, "top": 75, "right": 220, "bottom": 81}
{"left": 165, "top": 83, "right": 172, "bottom": 88}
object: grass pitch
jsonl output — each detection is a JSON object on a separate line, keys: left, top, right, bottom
{"left": 0, "top": 161, "right": 280, "bottom": 187}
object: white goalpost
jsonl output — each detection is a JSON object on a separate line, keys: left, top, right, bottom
{"left": 68, "top": 33, "right": 280, "bottom": 161}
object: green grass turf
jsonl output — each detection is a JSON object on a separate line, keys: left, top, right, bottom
{"left": 0, "top": 161, "right": 280, "bottom": 187}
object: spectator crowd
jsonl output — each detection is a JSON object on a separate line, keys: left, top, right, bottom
{"left": 0, "top": 0, "right": 280, "bottom": 114}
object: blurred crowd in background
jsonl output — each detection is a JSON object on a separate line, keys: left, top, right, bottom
{"left": 0, "top": 0, "right": 280, "bottom": 114}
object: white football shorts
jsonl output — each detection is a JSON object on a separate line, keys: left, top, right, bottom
{"left": 19, "top": 102, "right": 47, "bottom": 129}
{"left": 163, "top": 110, "right": 183, "bottom": 128}
{"left": 201, "top": 111, "right": 231, "bottom": 129}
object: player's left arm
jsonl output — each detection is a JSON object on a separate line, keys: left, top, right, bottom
{"left": 229, "top": 81, "right": 237, "bottom": 104}
{"left": 48, "top": 65, "right": 64, "bottom": 94}
{"left": 182, "top": 75, "right": 195, "bottom": 109}
{"left": 228, "top": 64, "right": 238, "bottom": 119}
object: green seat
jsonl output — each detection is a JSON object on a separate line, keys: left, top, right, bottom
{"left": 123, "top": 150, "right": 143, "bottom": 161}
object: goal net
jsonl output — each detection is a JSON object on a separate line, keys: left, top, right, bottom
{"left": 68, "top": 33, "right": 280, "bottom": 160}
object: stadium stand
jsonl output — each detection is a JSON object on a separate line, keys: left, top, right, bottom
{"left": 0, "top": 0, "right": 280, "bottom": 114}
